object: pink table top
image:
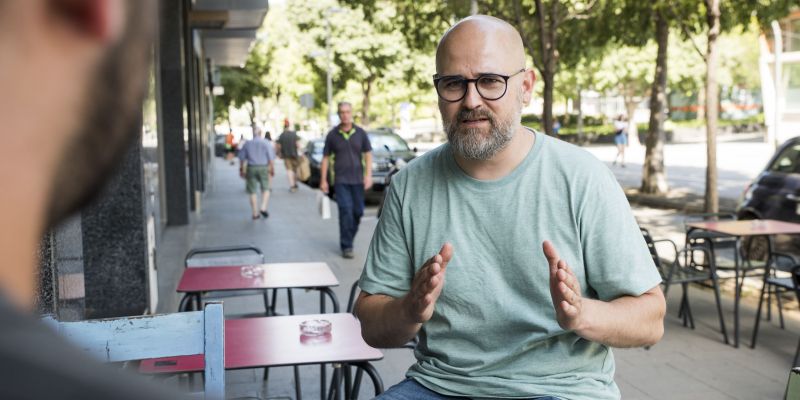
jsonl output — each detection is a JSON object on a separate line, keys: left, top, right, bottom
{"left": 139, "top": 313, "right": 383, "bottom": 373}
{"left": 687, "top": 219, "right": 800, "bottom": 237}
{"left": 176, "top": 262, "right": 339, "bottom": 292}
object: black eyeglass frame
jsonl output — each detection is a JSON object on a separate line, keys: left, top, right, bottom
{"left": 432, "top": 68, "right": 527, "bottom": 102}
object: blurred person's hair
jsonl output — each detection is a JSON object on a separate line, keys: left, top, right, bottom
{"left": 337, "top": 101, "right": 352, "bottom": 112}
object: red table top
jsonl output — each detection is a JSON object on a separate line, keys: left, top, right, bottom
{"left": 176, "top": 262, "right": 339, "bottom": 292}
{"left": 139, "top": 313, "right": 382, "bottom": 373}
{"left": 687, "top": 219, "right": 800, "bottom": 237}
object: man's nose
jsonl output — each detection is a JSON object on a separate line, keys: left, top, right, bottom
{"left": 462, "top": 81, "right": 484, "bottom": 110}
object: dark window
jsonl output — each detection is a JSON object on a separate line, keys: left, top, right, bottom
{"left": 769, "top": 144, "right": 800, "bottom": 173}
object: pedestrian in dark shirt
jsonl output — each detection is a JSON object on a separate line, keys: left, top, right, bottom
{"left": 276, "top": 119, "right": 301, "bottom": 193}
{"left": 0, "top": 1, "right": 180, "bottom": 399}
{"left": 320, "top": 102, "right": 373, "bottom": 259}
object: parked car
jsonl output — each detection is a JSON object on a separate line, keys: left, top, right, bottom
{"left": 303, "top": 138, "right": 326, "bottom": 188}
{"left": 738, "top": 136, "right": 800, "bottom": 223}
{"left": 367, "top": 129, "right": 417, "bottom": 201}
{"left": 214, "top": 134, "right": 227, "bottom": 158}
{"left": 303, "top": 130, "right": 417, "bottom": 203}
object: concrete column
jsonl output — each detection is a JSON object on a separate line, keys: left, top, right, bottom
{"left": 158, "top": 0, "right": 190, "bottom": 226}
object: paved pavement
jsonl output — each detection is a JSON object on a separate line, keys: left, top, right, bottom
{"left": 152, "top": 153, "right": 799, "bottom": 399}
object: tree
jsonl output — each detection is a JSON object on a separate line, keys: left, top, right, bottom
{"left": 668, "top": 0, "right": 793, "bottom": 211}
{"left": 475, "top": 0, "right": 608, "bottom": 137}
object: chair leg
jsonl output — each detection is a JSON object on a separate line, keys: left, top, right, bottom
{"left": 288, "top": 289, "right": 295, "bottom": 315}
{"left": 751, "top": 281, "right": 769, "bottom": 349}
{"left": 794, "top": 337, "right": 800, "bottom": 367}
{"left": 767, "top": 286, "right": 773, "bottom": 322}
{"left": 777, "top": 288, "right": 786, "bottom": 329}
{"left": 270, "top": 288, "right": 278, "bottom": 315}
{"left": 711, "top": 274, "right": 730, "bottom": 345}
{"left": 294, "top": 365, "right": 302, "bottom": 400}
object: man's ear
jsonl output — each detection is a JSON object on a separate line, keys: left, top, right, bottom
{"left": 522, "top": 69, "right": 536, "bottom": 105}
{"left": 48, "top": 0, "right": 124, "bottom": 43}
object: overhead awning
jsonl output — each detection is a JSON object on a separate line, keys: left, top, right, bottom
{"left": 190, "top": 0, "right": 269, "bottom": 67}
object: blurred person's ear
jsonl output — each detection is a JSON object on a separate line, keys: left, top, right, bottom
{"left": 48, "top": 0, "right": 124, "bottom": 44}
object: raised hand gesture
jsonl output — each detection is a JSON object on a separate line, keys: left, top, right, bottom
{"left": 542, "top": 240, "right": 584, "bottom": 331}
{"left": 402, "top": 243, "right": 454, "bottom": 323}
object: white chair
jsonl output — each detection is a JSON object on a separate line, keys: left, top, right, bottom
{"left": 43, "top": 302, "right": 224, "bottom": 399}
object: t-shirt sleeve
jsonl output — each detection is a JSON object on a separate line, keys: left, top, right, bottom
{"left": 358, "top": 175, "right": 414, "bottom": 298}
{"left": 268, "top": 142, "right": 276, "bottom": 162}
{"left": 362, "top": 132, "right": 373, "bottom": 152}
{"left": 323, "top": 134, "right": 333, "bottom": 156}
{"left": 580, "top": 167, "right": 662, "bottom": 301}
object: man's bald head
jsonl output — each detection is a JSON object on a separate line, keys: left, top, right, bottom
{"left": 435, "top": 15, "right": 526, "bottom": 74}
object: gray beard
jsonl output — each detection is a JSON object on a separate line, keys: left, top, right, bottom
{"left": 444, "top": 108, "right": 519, "bottom": 161}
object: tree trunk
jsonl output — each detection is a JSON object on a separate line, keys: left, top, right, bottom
{"left": 576, "top": 86, "right": 584, "bottom": 144}
{"left": 704, "top": 0, "right": 721, "bottom": 213}
{"left": 641, "top": 10, "right": 670, "bottom": 195}
{"left": 696, "top": 88, "right": 706, "bottom": 120}
{"left": 247, "top": 100, "right": 256, "bottom": 128}
{"left": 361, "top": 78, "right": 373, "bottom": 128}
{"left": 534, "top": 0, "right": 558, "bottom": 136}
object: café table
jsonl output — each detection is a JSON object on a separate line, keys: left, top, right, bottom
{"left": 177, "top": 262, "right": 340, "bottom": 315}
{"left": 140, "top": 313, "right": 384, "bottom": 400}
{"left": 686, "top": 219, "right": 800, "bottom": 347}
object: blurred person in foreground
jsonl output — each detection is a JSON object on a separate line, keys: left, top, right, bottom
{"left": 0, "top": 1, "right": 180, "bottom": 398}
{"left": 355, "top": 15, "right": 665, "bottom": 400}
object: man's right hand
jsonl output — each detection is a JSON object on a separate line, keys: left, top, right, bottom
{"left": 320, "top": 180, "right": 329, "bottom": 194}
{"left": 402, "top": 243, "right": 454, "bottom": 323}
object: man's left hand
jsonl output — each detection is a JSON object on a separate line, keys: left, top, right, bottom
{"left": 543, "top": 240, "right": 585, "bottom": 332}
{"left": 364, "top": 175, "right": 373, "bottom": 191}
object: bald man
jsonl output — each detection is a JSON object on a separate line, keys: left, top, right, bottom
{"left": 355, "top": 16, "right": 665, "bottom": 400}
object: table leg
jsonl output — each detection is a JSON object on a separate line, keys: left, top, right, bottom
{"left": 734, "top": 237, "right": 741, "bottom": 348}
{"left": 288, "top": 289, "right": 295, "bottom": 315}
{"left": 294, "top": 365, "right": 302, "bottom": 400}
{"left": 320, "top": 364, "right": 326, "bottom": 400}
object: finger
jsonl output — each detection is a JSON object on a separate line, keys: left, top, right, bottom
{"left": 558, "top": 282, "right": 579, "bottom": 305}
{"left": 439, "top": 243, "right": 454, "bottom": 266}
{"left": 560, "top": 300, "right": 579, "bottom": 318}
{"left": 542, "top": 241, "right": 560, "bottom": 271}
{"left": 557, "top": 261, "right": 581, "bottom": 293}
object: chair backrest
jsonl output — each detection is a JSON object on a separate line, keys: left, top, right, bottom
{"left": 185, "top": 245, "right": 264, "bottom": 268}
{"left": 640, "top": 227, "right": 663, "bottom": 271}
{"left": 43, "top": 302, "right": 225, "bottom": 399}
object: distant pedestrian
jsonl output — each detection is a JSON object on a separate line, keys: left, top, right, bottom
{"left": 320, "top": 102, "right": 373, "bottom": 259}
{"left": 239, "top": 127, "right": 276, "bottom": 220}
{"left": 612, "top": 114, "right": 627, "bottom": 168}
{"left": 225, "top": 130, "right": 236, "bottom": 164}
{"left": 276, "top": 119, "right": 301, "bottom": 193}
{"left": 552, "top": 117, "right": 561, "bottom": 137}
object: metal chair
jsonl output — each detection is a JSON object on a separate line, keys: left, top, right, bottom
{"left": 750, "top": 252, "right": 798, "bottom": 349}
{"left": 43, "top": 302, "right": 224, "bottom": 399}
{"left": 641, "top": 227, "right": 729, "bottom": 343}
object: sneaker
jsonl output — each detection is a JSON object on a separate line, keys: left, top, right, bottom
{"left": 252, "top": 215, "right": 260, "bottom": 220}
{"left": 290, "top": 186, "right": 298, "bottom": 193}
{"left": 342, "top": 249, "right": 354, "bottom": 259}
{"left": 260, "top": 210, "right": 269, "bottom": 218}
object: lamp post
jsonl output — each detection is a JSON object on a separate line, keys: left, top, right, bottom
{"left": 324, "top": 7, "right": 342, "bottom": 127}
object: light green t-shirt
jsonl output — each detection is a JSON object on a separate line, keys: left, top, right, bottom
{"left": 358, "top": 130, "right": 662, "bottom": 399}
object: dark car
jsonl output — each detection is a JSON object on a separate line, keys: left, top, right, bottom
{"left": 367, "top": 129, "right": 416, "bottom": 199}
{"left": 304, "top": 138, "right": 326, "bottom": 188}
{"left": 303, "top": 130, "right": 416, "bottom": 202}
{"left": 738, "top": 136, "right": 800, "bottom": 223}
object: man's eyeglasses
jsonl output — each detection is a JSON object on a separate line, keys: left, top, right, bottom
{"left": 433, "top": 68, "right": 526, "bottom": 102}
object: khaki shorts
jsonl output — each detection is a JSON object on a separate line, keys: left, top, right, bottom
{"left": 283, "top": 156, "right": 300, "bottom": 172}
{"left": 245, "top": 165, "right": 270, "bottom": 193}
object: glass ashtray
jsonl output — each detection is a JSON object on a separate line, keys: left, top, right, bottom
{"left": 299, "top": 319, "right": 332, "bottom": 336}
{"left": 240, "top": 265, "right": 264, "bottom": 279}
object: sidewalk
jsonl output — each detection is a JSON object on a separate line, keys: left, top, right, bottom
{"left": 152, "top": 157, "right": 798, "bottom": 399}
